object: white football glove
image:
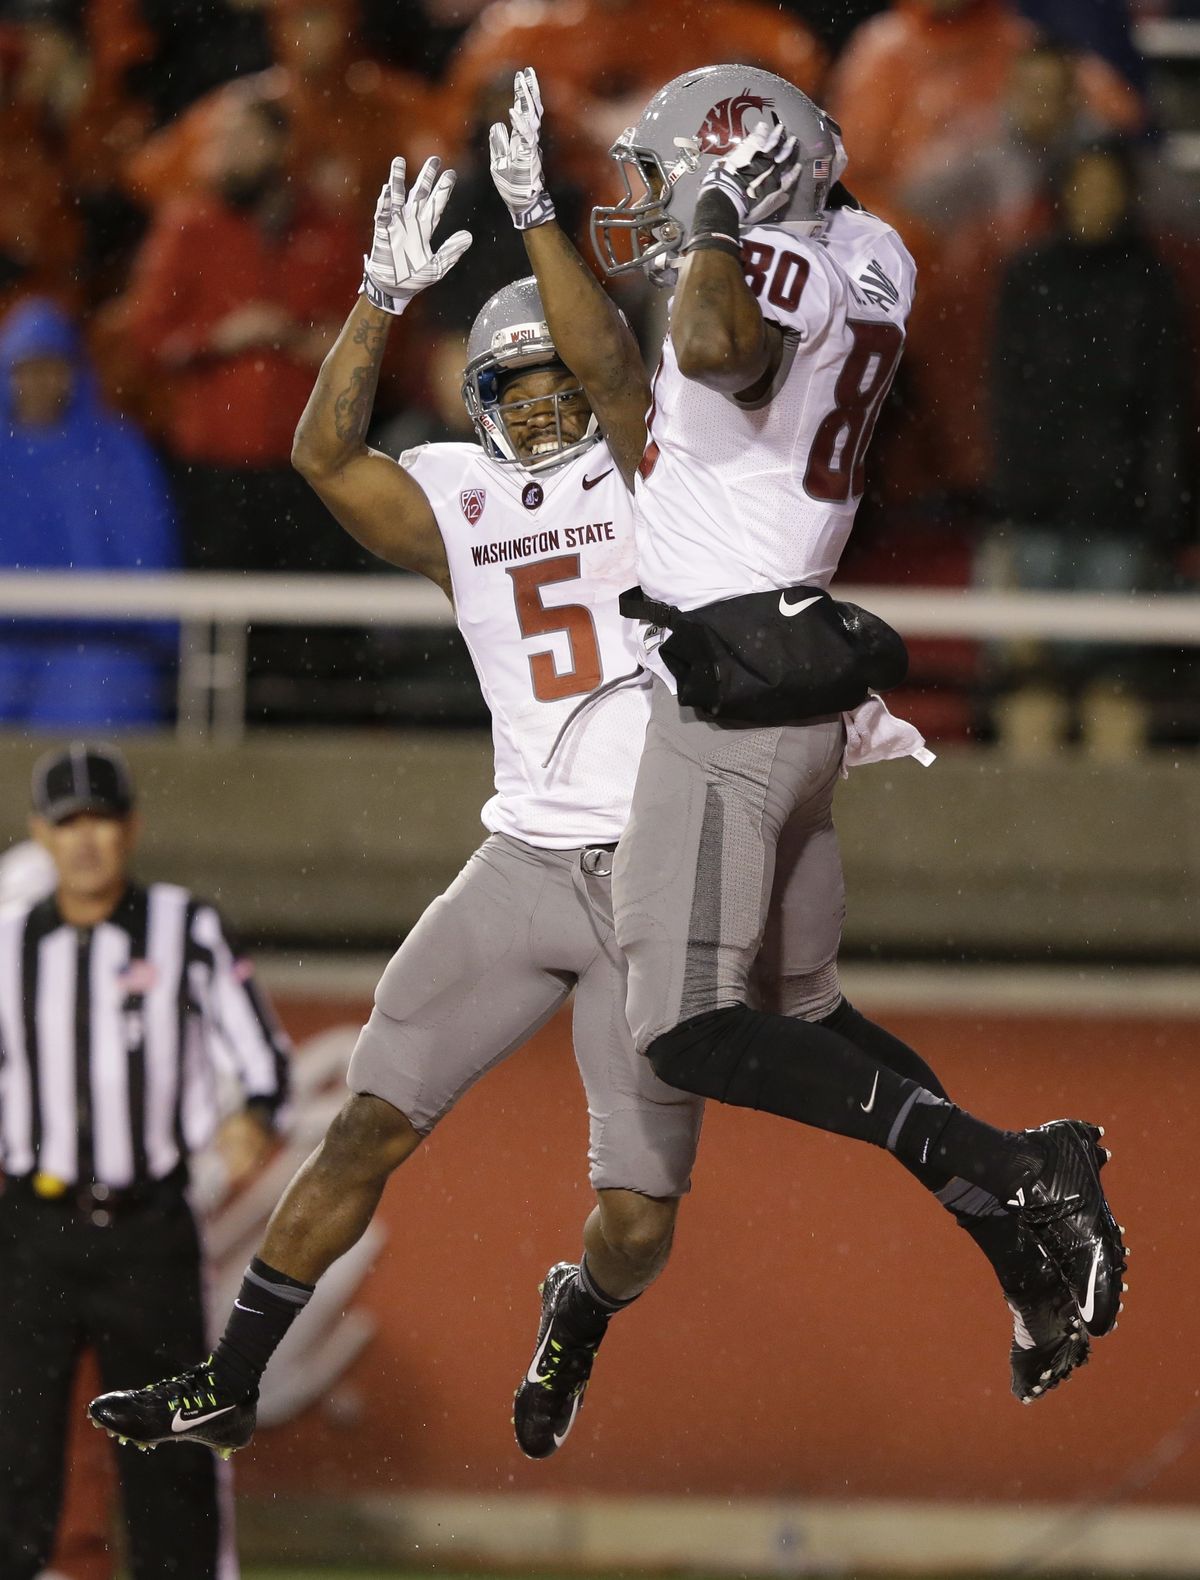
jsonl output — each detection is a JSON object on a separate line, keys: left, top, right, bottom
{"left": 699, "top": 119, "right": 803, "bottom": 229}
{"left": 489, "top": 66, "right": 556, "bottom": 231}
{"left": 361, "top": 155, "right": 472, "bottom": 315}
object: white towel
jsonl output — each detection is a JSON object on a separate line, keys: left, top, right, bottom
{"left": 841, "top": 692, "right": 936, "bottom": 776}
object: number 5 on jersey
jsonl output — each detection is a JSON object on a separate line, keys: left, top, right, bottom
{"left": 508, "top": 554, "right": 603, "bottom": 702}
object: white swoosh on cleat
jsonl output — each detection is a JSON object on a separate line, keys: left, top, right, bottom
{"left": 778, "top": 592, "right": 823, "bottom": 618}
{"left": 1078, "top": 1246, "right": 1102, "bottom": 1326}
{"left": 525, "top": 1329, "right": 554, "bottom": 1387}
{"left": 553, "top": 1391, "right": 583, "bottom": 1449}
{"left": 171, "top": 1405, "right": 236, "bottom": 1434}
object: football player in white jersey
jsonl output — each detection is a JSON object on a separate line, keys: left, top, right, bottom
{"left": 490, "top": 66, "right": 1127, "bottom": 1403}
{"left": 88, "top": 155, "right": 703, "bottom": 1465}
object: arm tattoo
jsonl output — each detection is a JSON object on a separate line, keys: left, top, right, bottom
{"left": 332, "top": 313, "right": 389, "bottom": 443}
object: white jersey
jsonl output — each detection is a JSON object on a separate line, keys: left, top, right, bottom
{"left": 402, "top": 438, "right": 645, "bottom": 848}
{"left": 634, "top": 205, "right": 916, "bottom": 676}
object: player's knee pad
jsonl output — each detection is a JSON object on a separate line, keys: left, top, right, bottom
{"left": 645, "top": 1004, "right": 758, "bottom": 1103}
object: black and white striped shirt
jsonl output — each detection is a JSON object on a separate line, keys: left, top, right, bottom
{"left": 0, "top": 882, "right": 290, "bottom": 1188}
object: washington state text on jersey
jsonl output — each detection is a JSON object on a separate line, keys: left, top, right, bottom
{"left": 469, "top": 521, "right": 618, "bottom": 567}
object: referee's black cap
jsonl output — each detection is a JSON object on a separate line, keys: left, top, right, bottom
{"left": 32, "top": 742, "right": 136, "bottom": 824}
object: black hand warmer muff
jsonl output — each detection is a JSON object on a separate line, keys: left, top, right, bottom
{"left": 619, "top": 585, "right": 908, "bottom": 725}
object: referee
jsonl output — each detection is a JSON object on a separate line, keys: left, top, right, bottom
{"left": 0, "top": 742, "right": 291, "bottom": 1580}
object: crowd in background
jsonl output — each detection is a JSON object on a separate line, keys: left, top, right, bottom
{"left": 0, "top": 0, "right": 1197, "bottom": 747}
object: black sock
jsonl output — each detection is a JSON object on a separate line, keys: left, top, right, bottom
{"left": 211, "top": 1257, "right": 315, "bottom": 1399}
{"left": 897, "top": 1102, "right": 1048, "bottom": 1204}
{"left": 647, "top": 1003, "right": 1046, "bottom": 1204}
{"left": 558, "top": 1255, "right": 638, "bottom": 1345}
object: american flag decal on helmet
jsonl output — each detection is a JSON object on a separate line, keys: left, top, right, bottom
{"left": 697, "top": 91, "right": 775, "bottom": 156}
{"left": 460, "top": 488, "right": 487, "bottom": 523}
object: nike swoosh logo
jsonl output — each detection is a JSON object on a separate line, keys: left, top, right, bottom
{"left": 581, "top": 469, "right": 613, "bottom": 490}
{"left": 171, "top": 1405, "right": 235, "bottom": 1434}
{"left": 779, "top": 592, "right": 822, "bottom": 618}
{"left": 234, "top": 1300, "right": 264, "bottom": 1315}
{"left": 526, "top": 1328, "right": 554, "bottom": 1386}
{"left": 860, "top": 1072, "right": 879, "bottom": 1113}
{"left": 1078, "top": 1245, "right": 1102, "bottom": 1325}
{"left": 553, "top": 1390, "right": 583, "bottom": 1448}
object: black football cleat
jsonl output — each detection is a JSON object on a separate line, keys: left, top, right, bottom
{"left": 513, "top": 1263, "right": 600, "bottom": 1460}
{"left": 1011, "top": 1120, "right": 1127, "bottom": 1338}
{"left": 1005, "top": 1244, "right": 1091, "bottom": 1404}
{"left": 88, "top": 1358, "right": 256, "bottom": 1461}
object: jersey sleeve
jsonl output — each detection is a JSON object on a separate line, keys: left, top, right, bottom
{"left": 397, "top": 441, "right": 479, "bottom": 524}
{"left": 398, "top": 441, "right": 433, "bottom": 475}
{"left": 189, "top": 903, "right": 292, "bottom": 1124}
{"left": 741, "top": 224, "right": 836, "bottom": 343}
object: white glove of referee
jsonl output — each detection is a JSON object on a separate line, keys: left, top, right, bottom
{"left": 489, "top": 67, "right": 557, "bottom": 231}
{"left": 699, "top": 118, "right": 803, "bottom": 229}
{"left": 361, "top": 155, "right": 473, "bottom": 316}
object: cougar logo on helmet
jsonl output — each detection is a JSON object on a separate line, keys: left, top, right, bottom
{"left": 697, "top": 92, "right": 774, "bottom": 156}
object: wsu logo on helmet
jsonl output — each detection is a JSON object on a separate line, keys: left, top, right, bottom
{"left": 696, "top": 91, "right": 775, "bottom": 156}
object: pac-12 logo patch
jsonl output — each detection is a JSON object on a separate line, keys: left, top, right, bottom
{"left": 697, "top": 91, "right": 775, "bottom": 156}
{"left": 522, "top": 481, "right": 544, "bottom": 510}
{"left": 460, "top": 488, "right": 486, "bottom": 523}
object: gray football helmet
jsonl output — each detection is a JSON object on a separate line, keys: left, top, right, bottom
{"left": 461, "top": 276, "right": 599, "bottom": 474}
{"left": 591, "top": 64, "right": 847, "bottom": 284}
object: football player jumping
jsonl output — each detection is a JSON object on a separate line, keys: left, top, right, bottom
{"left": 490, "top": 65, "right": 1127, "bottom": 1406}
{"left": 89, "top": 154, "right": 703, "bottom": 1464}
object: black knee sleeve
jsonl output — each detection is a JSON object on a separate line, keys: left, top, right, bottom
{"left": 646, "top": 1005, "right": 758, "bottom": 1104}
{"left": 646, "top": 1002, "right": 929, "bottom": 1151}
{"left": 819, "top": 997, "right": 950, "bottom": 1101}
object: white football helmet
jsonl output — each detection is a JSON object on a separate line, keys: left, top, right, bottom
{"left": 591, "top": 64, "right": 847, "bottom": 284}
{"left": 461, "top": 276, "right": 599, "bottom": 474}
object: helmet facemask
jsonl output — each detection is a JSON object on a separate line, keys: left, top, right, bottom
{"left": 462, "top": 345, "right": 598, "bottom": 475}
{"left": 590, "top": 130, "right": 695, "bottom": 280}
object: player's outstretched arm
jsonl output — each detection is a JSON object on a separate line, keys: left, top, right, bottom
{"left": 490, "top": 68, "right": 650, "bottom": 490}
{"left": 292, "top": 157, "right": 472, "bottom": 593}
{"left": 671, "top": 121, "right": 798, "bottom": 396}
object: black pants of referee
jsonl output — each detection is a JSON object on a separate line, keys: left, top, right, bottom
{"left": 0, "top": 1183, "right": 226, "bottom": 1579}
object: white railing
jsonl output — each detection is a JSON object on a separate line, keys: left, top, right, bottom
{"left": 2, "top": 572, "right": 1197, "bottom": 741}
{"left": 1136, "top": 18, "right": 1200, "bottom": 58}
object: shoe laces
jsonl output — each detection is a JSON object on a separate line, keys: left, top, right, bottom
{"left": 537, "top": 1325, "right": 599, "bottom": 1396}
{"left": 160, "top": 1359, "right": 220, "bottom": 1412}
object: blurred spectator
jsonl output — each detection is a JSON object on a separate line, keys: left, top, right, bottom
{"left": 0, "top": 297, "right": 178, "bottom": 727}
{"left": 125, "top": 0, "right": 436, "bottom": 224}
{"left": 441, "top": 0, "right": 825, "bottom": 195}
{"left": 829, "top": 0, "right": 1146, "bottom": 498}
{"left": 0, "top": 16, "right": 82, "bottom": 316}
{"left": 114, "top": 94, "right": 360, "bottom": 574}
{"left": 904, "top": 38, "right": 1112, "bottom": 247}
{"left": 981, "top": 139, "right": 1193, "bottom": 755}
{"left": 4, "top": 1, "right": 152, "bottom": 305}
{"left": 1015, "top": 0, "right": 1146, "bottom": 93}
{"left": 126, "top": 0, "right": 273, "bottom": 125}
{"left": 359, "top": 0, "right": 491, "bottom": 77}
{"left": 829, "top": 0, "right": 1143, "bottom": 230}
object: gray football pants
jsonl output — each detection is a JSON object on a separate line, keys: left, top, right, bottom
{"left": 613, "top": 676, "right": 847, "bottom": 1051}
{"left": 348, "top": 831, "right": 704, "bottom": 1197}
